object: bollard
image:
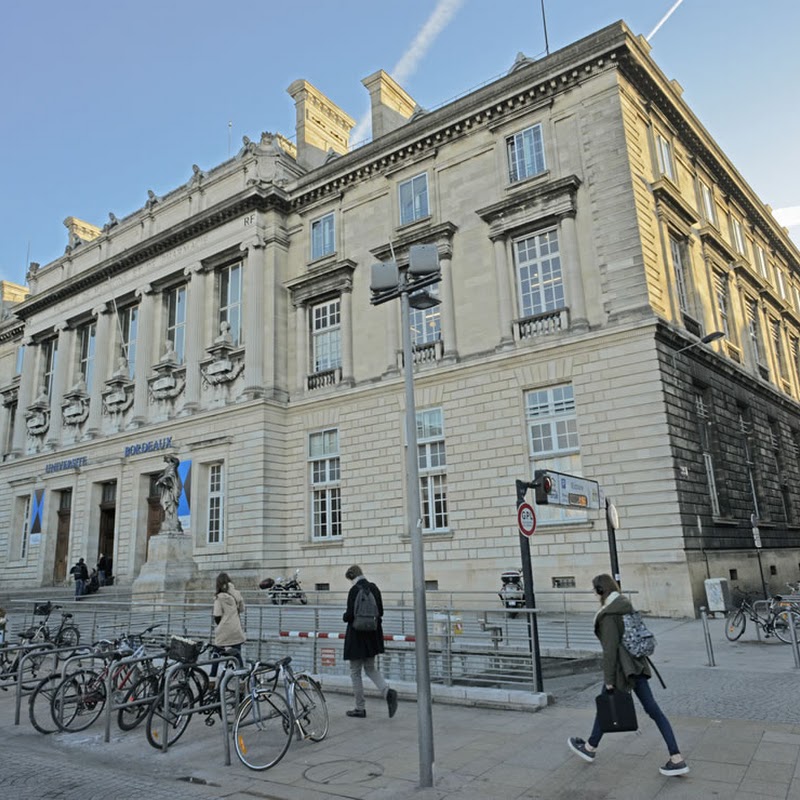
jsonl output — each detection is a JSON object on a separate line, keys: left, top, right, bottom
{"left": 700, "top": 607, "right": 716, "bottom": 667}
{"left": 788, "top": 609, "right": 800, "bottom": 669}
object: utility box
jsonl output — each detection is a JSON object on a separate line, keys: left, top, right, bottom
{"left": 704, "top": 578, "right": 731, "bottom": 613}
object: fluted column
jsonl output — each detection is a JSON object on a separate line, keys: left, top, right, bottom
{"left": 46, "top": 323, "right": 71, "bottom": 447}
{"left": 492, "top": 236, "right": 514, "bottom": 348}
{"left": 439, "top": 254, "right": 458, "bottom": 361}
{"left": 130, "top": 285, "right": 155, "bottom": 427}
{"left": 183, "top": 264, "right": 206, "bottom": 412}
{"left": 340, "top": 285, "right": 354, "bottom": 385}
{"left": 11, "top": 337, "right": 35, "bottom": 456}
{"left": 86, "top": 304, "right": 112, "bottom": 437}
{"left": 242, "top": 242, "right": 265, "bottom": 398}
{"left": 559, "top": 212, "right": 588, "bottom": 331}
{"left": 294, "top": 301, "right": 306, "bottom": 394}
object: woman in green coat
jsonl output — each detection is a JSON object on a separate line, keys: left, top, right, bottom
{"left": 568, "top": 574, "right": 689, "bottom": 777}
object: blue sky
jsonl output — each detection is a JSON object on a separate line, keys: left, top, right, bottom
{"left": 2, "top": 0, "right": 798, "bottom": 286}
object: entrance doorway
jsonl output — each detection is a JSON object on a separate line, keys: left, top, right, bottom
{"left": 146, "top": 474, "right": 164, "bottom": 560}
{"left": 54, "top": 489, "right": 72, "bottom": 584}
{"left": 98, "top": 482, "right": 116, "bottom": 577}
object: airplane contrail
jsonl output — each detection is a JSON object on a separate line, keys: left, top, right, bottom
{"left": 647, "top": 0, "right": 686, "bottom": 42}
{"left": 351, "top": 0, "right": 465, "bottom": 145}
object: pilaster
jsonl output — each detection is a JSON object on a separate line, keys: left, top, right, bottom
{"left": 46, "top": 323, "right": 71, "bottom": 447}
{"left": 130, "top": 285, "right": 155, "bottom": 428}
{"left": 241, "top": 239, "right": 265, "bottom": 398}
{"left": 11, "top": 338, "right": 35, "bottom": 456}
{"left": 182, "top": 264, "right": 206, "bottom": 412}
{"left": 492, "top": 236, "right": 514, "bottom": 349}
{"left": 86, "top": 304, "right": 112, "bottom": 437}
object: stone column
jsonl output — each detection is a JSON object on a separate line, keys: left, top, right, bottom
{"left": 46, "top": 323, "right": 71, "bottom": 447}
{"left": 294, "top": 300, "right": 306, "bottom": 394}
{"left": 340, "top": 284, "right": 354, "bottom": 385}
{"left": 86, "top": 303, "right": 112, "bottom": 437}
{"left": 130, "top": 285, "right": 155, "bottom": 427}
{"left": 655, "top": 209, "right": 681, "bottom": 323}
{"left": 11, "top": 338, "right": 35, "bottom": 455}
{"left": 384, "top": 302, "right": 399, "bottom": 376}
{"left": 492, "top": 236, "right": 514, "bottom": 348}
{"left": 439, "top": 253, "right": 458, "bottom": 361}
{"left": 182, "top": 264, "right": 206, "bottom": 412}
{"left": 241, "top": 242, "right": 265, "bottom": 398}
{"left": 559, "top": 212, "right": 588, "bottom": 331}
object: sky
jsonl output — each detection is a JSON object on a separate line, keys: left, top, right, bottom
{"left": 2, "top": 0, "right": 799, "bottom": 286}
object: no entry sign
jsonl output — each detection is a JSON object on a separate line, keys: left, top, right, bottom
{"left": 517, "top": 502, "right": 536, "bottom": 537}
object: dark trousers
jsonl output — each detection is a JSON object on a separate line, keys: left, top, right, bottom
{"left": 588, "top": 675, "right": 680, "bottom": 755}
{"left": 209, "top": 643, "right": 242, "bottom": 680}
{"left": 74, "top": 579, "right": 85, "bottom": 598}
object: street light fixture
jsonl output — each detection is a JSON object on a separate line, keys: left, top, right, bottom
{"left": 370, "top": 244, "right": 440, "bottom": 789}
{"left": 671, "top": 330, "right": 724, "bottom": 368}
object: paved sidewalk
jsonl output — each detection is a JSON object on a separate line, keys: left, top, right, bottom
{"left": 2, "top": 615, "right": 799, "bottom": 799}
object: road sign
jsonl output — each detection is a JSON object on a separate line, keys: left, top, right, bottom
{"left": 534, "top": 469, "right": 601, "bottom": 509}
{"left": 517, "top": 502, "right": 536, "bottom": 537}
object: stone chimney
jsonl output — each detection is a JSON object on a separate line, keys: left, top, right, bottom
{"left": 286, "top": 80, "right": 355, "bottom": 170}
{"left": 63, "top": 216, "right": 102, "bottom": 248}
{"left": 361, "top": 70, "right": 417, "bottom": 139}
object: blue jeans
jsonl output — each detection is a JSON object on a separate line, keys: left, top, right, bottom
{"left": 74, "top": 579, "right": 85, "bottom": 598}
{"left": 588, "top": 676, "right": 680, "bottom": 755}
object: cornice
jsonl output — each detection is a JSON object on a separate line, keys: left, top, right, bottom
{"left": 0, "top": 319, "right": 24, "bottom": 343}
{"left": 476, "top": 175, "right": 581, "bottom": 224}
{"left": 651, "top": 179, "right": 699, "bottom": 228}
{"left": 285, "top": 259, "right": 357, "bottom": 307}
{"left": 370, "top": 222, "right": 458, "bottom": 262}
{"left": 15, "top": 186, "right": 291, "bottom": 319}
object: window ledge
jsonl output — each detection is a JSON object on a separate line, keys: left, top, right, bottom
{"left": 711, "top": 517, "right": 739, "bottom": 527}
{"left": 307, "top": 252, "right": 338, "bottom": 270}
{"left": 506, "top": 169, "right": 550, "bottom": 192}
{"left": 401, "top": 529, "right": 454, "bottom": 541}
{"left": 397, "top": 215, "right": 432, "bottom": 235}
{"left": 303, "top": 538, "right": 344, "bottom": 549}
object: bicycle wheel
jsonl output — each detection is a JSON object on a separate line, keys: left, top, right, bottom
{"left": 51, "top": 669, "right": 107, "bottom": 732}
{"left": 234, "top": 690, "right": 293, "bottom": 771}
{"left": 117, "top": 674, "right": 158, "bottom": 731}
{"left": 773, "top": 609, "right": 800, "bottom": 644}
{"left": 145, "top": 681, "right": 194, "bottom": 749}
{"left": 299, "top": 593, "right": 308, "bottom": 605}
{"left": 28, "top": 672, "right": 63, "bottom": 734}
{"left": 21, "top": 643, "right": 57, "bottom": 689}
{"left": 725, "top": 609, "right": 746, "bottom": 641}
{"left": 55, "top": 625, "right": 81, "bottom": 649}
{"left": 292, "top": 675, "right": 329, "bottom": 742}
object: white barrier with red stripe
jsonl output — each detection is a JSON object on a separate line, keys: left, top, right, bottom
{"left": 279, "top": 630, "right": 415, "bottom": 642}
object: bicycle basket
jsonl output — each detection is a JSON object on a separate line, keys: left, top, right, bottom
{"left": 33, "top": 602, "right": 52, "bottom": 616}
{"left": 167, "top": 635, "right": 201, "bottom": 663}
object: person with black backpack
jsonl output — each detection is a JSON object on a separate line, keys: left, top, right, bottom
{"left": 567, "top": 574, "right": 689, "bottom": 777}
{"left": 342, "top": 564, "right": 398, "bottom": 719}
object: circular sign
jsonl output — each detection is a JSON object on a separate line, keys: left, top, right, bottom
{"left": 517, "top": 503, "right": 536, "bottom": 537}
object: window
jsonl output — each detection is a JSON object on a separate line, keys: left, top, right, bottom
{"left": 669, "top": 236, "right": 691, "bottom": 313}
{"left": 746, "top": 299, "right": 765, "bottom": 367}
{"left": 417, "top": 408, "right": 448, "bottom": 532}
{"left": 4, "top": 400, "right": 16, "bottom": 455}
{"left": 699, "top": 180, "right": 716, "bottom": 224}
{"left": 18, "top": 495, "right": 31, "bottom": 560}
{"left": 309, "top": 429, "right": 341, "bottom": 540}
{"left": 515, "top": 229, "right": 564, "bottom": 317}
{"left": 120, "top": 306, "right": 138, "bottom": 379}
{"left": 713, "top": 273, "right": 730, "bottom": 338}
{"left": 769, "top": 421, "right": 792, "bottom": 522}
{"left": 410, "top": 285, "right": 441, "bottom": 346}
{"left": 771, "top": 320, "right": 786, "bottom": 379}
{"left": 165, "top": 285, "right": 187, "bottom": 364}
{"left": 655, "top": 133, "right": 675, "bottom": 180}
{"left": 399, "top": 173, "right": 429, "bottom": 225}
{"left": 14, "top": 345, "right": 24, "bottom": 376}
{"left": 78, "top": 322, "right": 96, "bottom": 388}
{"left": 207, "top": 463, "right": 224, "bottom": 544}
{"left": 525, "top": 384, "right": 584, "bottom": 523}
{"left": 219, "top": 263, "right": 242, "bottom": 345}
{"left": 41, "top": 338, "right": 58, "bottom": 398}
{"left": 739, "top": 405, "right": 761, "bottom": 520}
{"left": 776, "top": 269, "right": 787, "bottom": 301}
{"left": 311, "top": 299, "right": 341, "bottom": 373}
{"left": 695, "top": 390, "right": 721, "bottom": 517}
{"left": 754, "top": 245, "right": 769, "bottom": 280}
{"left": 730, "top": 217, "right": 747, "bottom": 257}
{"left": 507, "top": 124, "right": 546, "bottom": 183}
{"left": 791, "top": 336, "right": 800, "bottom": 386}
{"left": 311, "top": 213, "right": 335, "bottom": 260}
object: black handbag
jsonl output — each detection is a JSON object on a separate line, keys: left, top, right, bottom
{"left": 595, "top": 689, "right": 638, "bottom": 733}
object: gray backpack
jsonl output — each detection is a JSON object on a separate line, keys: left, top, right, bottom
{"left": 352, "top": 584, "right": 379, "bottom": 632}
{"left": 621, "top": 611, "right": 656, "bottom": 658}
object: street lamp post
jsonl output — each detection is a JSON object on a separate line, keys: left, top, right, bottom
{"left": 671, "top": 330, "right": 724, "bottom": 369}
{"left": 370, "top": 244, "right": 440, "bottom": 789}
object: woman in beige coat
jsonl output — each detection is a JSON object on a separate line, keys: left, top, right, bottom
{"left": 210, "top": 572, "right": 245, "bottom": 686}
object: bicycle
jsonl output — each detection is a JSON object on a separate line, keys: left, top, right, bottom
{"left": 725, "top": 591, "right": 800, "bottom": 643}
{"left": 233, "top": 655, "right": 328, "bottom": 771}
{"left": 0, "top": 638, "right": 55, "bottom": 691}
{"left": 49, "top": 625, "right": 163, "bottom": 733}
{"left": 21, "top": 601, "right": 80, "bottom": 648}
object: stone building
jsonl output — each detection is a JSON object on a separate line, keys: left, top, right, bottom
{"left": 1, "top": 21, "right": 799, "bottom": 615}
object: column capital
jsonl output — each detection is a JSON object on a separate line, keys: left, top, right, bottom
{"left": 22, "top": 336, "right": 34, "bottom": 347}
{"left": 55, "top": 320, "right": 69, "bottom": 333}
{"left": 92, "top": 302, "right": 112, "bottom": 318}
{"left": 240, "top": 234, "right": 266, "bottom": 252}
{"left": 183, "top": 262, "right": 204, "bottom": 278}
{"left": 135, "top": 284, "right": 153, "bottom": 299}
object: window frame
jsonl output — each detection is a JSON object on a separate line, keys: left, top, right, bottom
{"left": 754, "top": 244, "right": 769, "bottom": 280}
{"left": 19, "top": 494, "right": 31, "bottom": 560}
{"left": 655, "top": 133, "right": 675, "bottom": 181}
{"left": 699, "top": 179, "right": 716, "bottom": 225}
{"left": 669, "top": 235, "right": 691, "bottom": 314}
{"left": 514, "top": 228, "right": 565, "bottom": 319}
{"left": 308, "top": 428, "right": 341, "bottom": 541}
{"left": 506, "top": 123, "right": 546, "bottom": 183}
{"left": 713, "top": 272, "right": 730, "bottom": 339}
{"left": 416, "top": 407, "right": 448, "bottom": 533}
{"left": 310, "top": 212, "right": 336, "bottom": 261}
{"left": 398, "top": 173, "right": 429, "bottom": 226}
{"left": 410, "top": 284, "right": 441, "bottom": 347}
{"left": 41, "top": 338, "right": 58, "bottom": 398}
{"left": 78, "top": 321, "right": 97, "bottom": 389}
{"left": 310, "top": 298, "right": 341, "bottom": 374}
{"left": 165, "top": 285, "right": 187, "bottom": 364}
{"left": 207, "top": 462, "right": 224, "bottom": 544}
{"left": 120, "top": 305, "right": 138, "bottom": 379}
{"left": 218, "top": 262, "right": 243, "bottom": 346}
{"left": 730, "top": 216, "right": 747, "bottom": 257}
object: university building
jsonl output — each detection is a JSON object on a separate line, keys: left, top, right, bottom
{"left": 2, "top": 21, "right": 799, "bottom": 616}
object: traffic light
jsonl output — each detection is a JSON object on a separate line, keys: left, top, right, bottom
{"left": 534, "top": 470, "right": 553, "bottom": 505}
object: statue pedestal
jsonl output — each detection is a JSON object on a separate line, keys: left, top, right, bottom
{"left": 131, "top": 532, "right": 198, "bottom": 605}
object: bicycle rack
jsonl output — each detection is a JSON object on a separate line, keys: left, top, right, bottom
{"left": 8, "top": 642, "right": 68, "bottom": 725}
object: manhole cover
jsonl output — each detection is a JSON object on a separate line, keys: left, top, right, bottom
{"left": 303, "top": 760, "right": 384, "bottom": 785}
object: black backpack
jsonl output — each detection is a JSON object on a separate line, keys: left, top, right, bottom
{"left": 352, "top": 583, "right": 380, "bottom": 632}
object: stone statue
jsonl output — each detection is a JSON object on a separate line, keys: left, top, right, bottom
{"left": 160, "top": 339, "right": 178, "bottom": 363}
{"left": 215, "top": 320, "right": 233, "bottom": 344}
{"left": 145, "top": 189, "right": 160, "bottom": 209}
{"left": 189, "top": 164, "right": 205, "bottom": 186}
{"left": 156, "top": 454, "right": 183, "bottom": 532}
{"left": 112, "top": 355, "right": 128, "bottom": 378}
{"left": 103, "top": 212, "right": 119, "bottom": 232}
{"left": 34, "top": 385, "right": 49, "bottom": 405}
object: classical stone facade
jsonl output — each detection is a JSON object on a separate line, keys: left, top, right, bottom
{"left": 1, "top": 22, "right": 799, "bottom": 615}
